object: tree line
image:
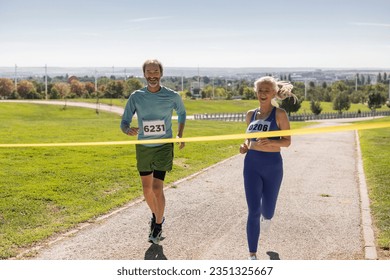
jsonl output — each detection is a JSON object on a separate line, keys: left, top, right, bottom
{"left": 0, "top": 76, "right": 144, "bottom": 100}
{"left": 1, "top": 72, "right": 389, "bottom": 115}
{"left": 277, "top": 78, "right": 390, "bottom": 115}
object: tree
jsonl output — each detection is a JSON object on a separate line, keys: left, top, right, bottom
{"left": 367, "top": 92, "right": 386, "bottom": 110}
{"left": 213, "top": 87, "right": 227, "bottom": 99}
{"left": 202, "top": 76, "right": 210, "bottom": 84}
{"left": 180, "top": 90, "right": 191, "bottom": 99}
{"left": 238, "top": 80, "right": 250, "bottom": 97}
{"left": 280, "top": 96, "right": 302, "bottom": 116}
{"left": 84, "top": 82, "right": 95, "bottom": 95}
{"left": 291, "top": 81, "right": 304, "bottom": 100}
{"left": 97, "top": 77, "right": 111, "bottom": 87}
{"left": 350, "top": 90, "right": 366, "bottom": 104}
{"left": 201, "top": 85, "right": 213, "bottom": 99}
{"left": 361, "top": 75, "right": 365, "bottom": 85}
{"left": 310, "top": 100, "right": 322, "bottom": 115}
{"left": 331, "top": 81, "right": 348, "bottom": 95}
{"left": 31, "top": 80, "right": 45, "bottom": 96}
{"left": 52, "top": 82, "right": 71, "bottom": 101}
{"left": 124, "top": 78, "right": 143, "bottom": 97}
{"left": 377, "top": 73, "right": 382, "bottom": 83}
{"left": 318, "top": 87, "right": 332, "bottom": 102}
{"left": 333, "top": 92, "right": 351, "bottom": 114}
{"left": 306, "top": 87, "right": 316, "bottom": 101}
{"left": 105, "top": 80, "right": 124, "bottom": 98}
{"left": 242, "top": 86, "right": 255, "bottom": 100}
{"left": 70, "top": 80, "right": 86, "bottom": 97}
{"left": 17, "top": 80, "right": 39, "bottom": 99}
{"left": 0, "top": 78, "right": 14, "bottom": 99}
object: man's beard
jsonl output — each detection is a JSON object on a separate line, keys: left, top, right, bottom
{"left": 147, "top": 78, "right": 160, "bottom": 87}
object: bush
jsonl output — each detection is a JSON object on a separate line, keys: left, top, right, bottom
{"left": 310, "top": 100, "right": 323, "bottom": 115}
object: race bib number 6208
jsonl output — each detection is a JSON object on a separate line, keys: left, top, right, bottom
{"left": 143, "top": 120, "right": 166, "bottom": 136}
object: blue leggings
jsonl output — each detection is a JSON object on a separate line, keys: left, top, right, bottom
{"left": 243, "top": 150, "right": 283, "bottom": 253}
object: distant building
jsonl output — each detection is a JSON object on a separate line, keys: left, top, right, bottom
{"left": 190, "top": 81, "right": 204, "bottom": 98}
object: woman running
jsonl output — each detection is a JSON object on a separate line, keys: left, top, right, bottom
{"left": 239, "top": 76, "right": 297, "bottom": 260}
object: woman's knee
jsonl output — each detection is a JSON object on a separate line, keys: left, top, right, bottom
{"left": 248, "top": 208, "right": 261, "bottom": 220}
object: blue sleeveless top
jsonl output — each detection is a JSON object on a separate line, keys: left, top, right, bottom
{"left": 246, "top": 107, "right": 280, "bottom": 141}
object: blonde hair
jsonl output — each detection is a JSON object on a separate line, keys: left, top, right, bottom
{"left": 254, "top": 76, "right": 298, "bottom": 104}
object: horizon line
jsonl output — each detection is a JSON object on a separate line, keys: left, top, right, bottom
{"left": 1, "top": 65, "right": 390, "bottom": 70}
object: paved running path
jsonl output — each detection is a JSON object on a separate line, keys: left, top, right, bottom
{"left": 1, "top": 99, "right": 125, "bottom": 114}
{"left": 0, "top": 100, "right": 194, "bottom": 120}
{"left": 26, "top": 121, "right": 366, "bottom": 260}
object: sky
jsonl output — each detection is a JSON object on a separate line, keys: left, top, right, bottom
{"left": 0, "top": 0, "right": 389, "bottom": 68}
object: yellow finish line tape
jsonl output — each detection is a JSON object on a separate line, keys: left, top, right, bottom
{"left": 0, "top": 122, "right": 389, "bottom": 148}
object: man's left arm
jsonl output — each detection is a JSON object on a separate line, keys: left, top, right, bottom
{"left": 175, "top": 94, "right": 186, "bottom": 149}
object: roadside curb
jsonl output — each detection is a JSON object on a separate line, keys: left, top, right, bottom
{"left": 355, "top": 130, "right": 378, "bottom": 260}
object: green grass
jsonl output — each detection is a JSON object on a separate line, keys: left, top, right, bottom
{"left": 2, "top": 101, "right": 388, "bottom": 259}
{"left": 0, "top": 103, "right": 311, "bottom": 259}
{"left": 74, "top": 98, "right": 390, "bottom": 115}
{"left": 358, "top": 117, "right": 390, "bottom": 249}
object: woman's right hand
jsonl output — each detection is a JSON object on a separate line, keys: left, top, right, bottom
{"left": 239, "top": 143, "right": 248, "bottom": 154}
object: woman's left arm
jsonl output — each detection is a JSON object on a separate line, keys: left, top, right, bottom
{"left": 258, "top": 108, "right": 291, "bottom": 148}
{"left": 274, "top": 108, "right": 291, "bottom": 148}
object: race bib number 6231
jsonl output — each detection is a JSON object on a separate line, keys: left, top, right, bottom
{"left": 143, "top": 120, "right": 166, "bottom": 136}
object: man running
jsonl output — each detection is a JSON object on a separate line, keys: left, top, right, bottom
{"left": 120, "top": 59, "right": 186, "bottom": 244}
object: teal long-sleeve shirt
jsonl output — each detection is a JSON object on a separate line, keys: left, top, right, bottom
{"left": 120, "top": 86, "right": 186, "bottom": 146}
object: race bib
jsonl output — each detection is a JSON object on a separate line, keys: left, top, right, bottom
{"left": 142, "top": 120, "right": 166, "bottom": 136}
{"left": 246, "top": 119, "right": 271, "bottom": 134}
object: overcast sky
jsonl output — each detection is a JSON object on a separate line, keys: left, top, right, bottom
{"left": 1, "top": 0, "right": 389, "bottom": 68}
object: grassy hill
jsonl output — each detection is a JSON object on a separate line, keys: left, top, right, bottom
{"left": 0, "top": 102, "right": 389, "bottom": 259}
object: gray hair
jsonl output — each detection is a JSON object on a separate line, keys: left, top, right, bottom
{"left": 142, "top": 59, "right": 163, "bottom": 74}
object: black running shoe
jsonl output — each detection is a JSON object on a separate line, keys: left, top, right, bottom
{"left": 149, "top": 216, "right": 156, "bottom": 237}
{"left": 149, "top": 226, "right": 162, "bottom": 245}
{"left": 148, "top": 217, "right": 164, "bottom": 243}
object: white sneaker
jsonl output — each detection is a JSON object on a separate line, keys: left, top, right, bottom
{"left": 261, "top": 216, "right": 272, "bottom": 233}
{"left": 248, "top": 255, "right": 257, "bottom": 260}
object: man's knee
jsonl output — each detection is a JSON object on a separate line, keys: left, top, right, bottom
{"left": 152, "top": 183, "right": 164, "bottom": 196}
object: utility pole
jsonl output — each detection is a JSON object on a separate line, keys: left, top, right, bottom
{"left": 304, "top": 79, "right": 307, "bottom": 100}
{"left": 355, "top": 73, "right": 358, "bottom": 92}
{"left": 95, "top": 69, "right": 99, "bottom": 114}
{"left": 14, "top": 64, "right": 17, "bottom": 92}
{"left": 197, "top": 65, "right": 201, "bottom": 98}
{"left": 212, "top": 77, "right": 215, "bottom": 99}
{"left": 45, "top": 64, "right": 48, "bottom": 100}
{"left": 94, "top": 69, "right": 98, "bottom": 92}
{"left": 197, "top": 65, "right": 200, "bottom": 88}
